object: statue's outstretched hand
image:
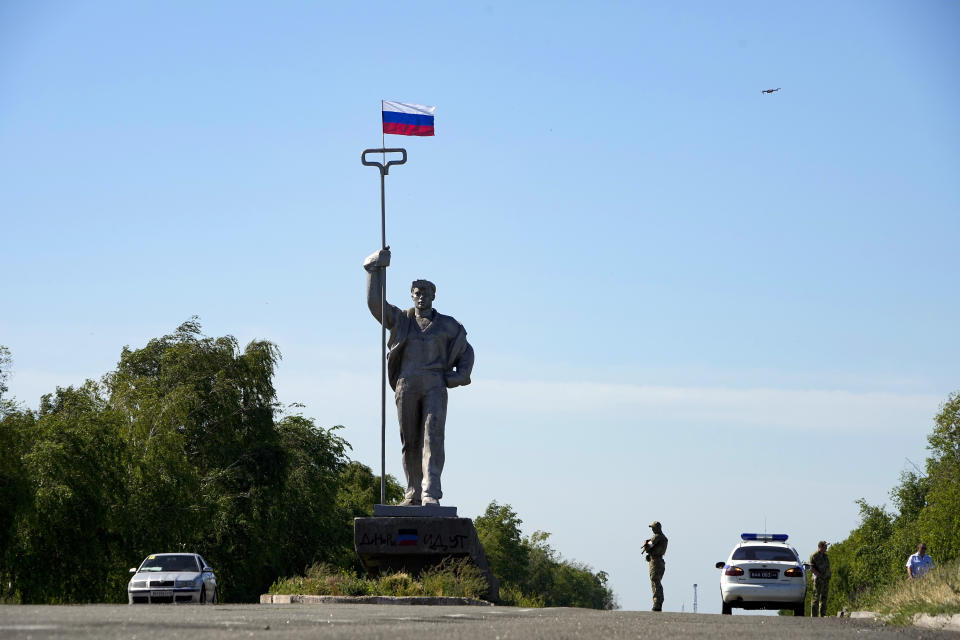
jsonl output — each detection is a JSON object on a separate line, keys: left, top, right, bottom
{"left": 363, "top": 247, "right": 391, "bottom": 272}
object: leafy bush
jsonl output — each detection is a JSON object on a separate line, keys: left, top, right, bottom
{"left": 498, "top": 583, "right": 545, "bottom": 608}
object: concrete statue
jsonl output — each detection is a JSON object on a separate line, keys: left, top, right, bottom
{"left": 364, "top": 248, "right": 474, "bottom": 506}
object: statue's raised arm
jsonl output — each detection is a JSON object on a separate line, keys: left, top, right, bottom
{"left": 364, "top": 248, "right": 399, "bottom": 328}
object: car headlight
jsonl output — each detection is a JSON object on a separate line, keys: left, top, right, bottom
{"left": 175, "top": 577, "right": 203, "bottom": 588}
{"left": 131, "top": 581, "right": 146, "bottom": 588}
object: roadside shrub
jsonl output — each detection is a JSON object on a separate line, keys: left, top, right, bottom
{"left": 269, "top": 560, "right": 490, "bottom": 600}
{"left": 498, "top": 583, "right": 545, "bottom": 608}
{"left": 378, "top": 572, "right": 415, "bottom": 595}
{"left": 420, "top": 558, "right": 489, "bottom": 599}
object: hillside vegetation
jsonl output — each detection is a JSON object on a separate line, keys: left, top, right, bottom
{"left": 871, "top": 558, "right": 960, "bottom": 623}
{"left": 823, "top": 391, "right": 960, "bottom": 617}
{"left": 0, "top": 323, "right": 612, "bottom": 608}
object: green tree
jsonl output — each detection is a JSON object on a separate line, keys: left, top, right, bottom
{"left": 336, "top": 460, "right": 404, "bottom": 517}
{"left": 13, "top": 383, "right": 130, "bottom": 603}
{"left": 266, "top": 416, "right": 351, "bottom": 576}
{"left": 927, "top": 391, "right": 960, "bottom": 466}
{"left": 918, "top": 392, "right": 960, "bottom": 561}
{"left": 103, "top": 320, "right": 386, "bottom": 601}
{"left": 0, "top": 345, "right": 18, "bottom": 419}
{"left": 826, "top": 500, "right": 899, "bottom": 612}
{"left": 336, "top": 460, "right": 404, "bottom": 525}
{"left": 891, "top": 469, "right": 929, "bottom": 525}
{"left": 0, "top": 345, "right": 11, "bottom": 403}
{"left": 0, "top": 347, "right": 30, "bottom": 601}
{"left": 475, "top": 502, "right": 530, "bottom": 586}
{"left": 522, "top": 530, "right": 615, "bottom": 609}
{"left": 2, "top": 320, "right": 376, "bottom": 603}
{"left": 474, "top": 501, "right": 616, "bottom": 609}
{"left": 333, "top": 460, "right": 404, "bottom": 571}
{"left": 106, "top": 319, "right": 295, "bottom": 601}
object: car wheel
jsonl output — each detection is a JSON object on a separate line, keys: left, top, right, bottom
{"left": 793, "top": 602, "right": 805, "bottom": 617}
{"left": 722, "top": 602, "right": 732, "bottom": 615}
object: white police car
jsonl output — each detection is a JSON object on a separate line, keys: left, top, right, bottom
{"left": 715, "top": 533, "right": 806, "bottom": 615}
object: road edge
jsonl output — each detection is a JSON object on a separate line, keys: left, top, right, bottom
{"left": 912, "top": 613, "right": 960, "bottom": 632}
{"left": 259, "top": 594, "right": 493, "bottom": 606}
{"left": 849, "top": 611, "right": 960, "bottom": 632}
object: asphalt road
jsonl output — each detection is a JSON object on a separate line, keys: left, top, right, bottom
{"left": 1, "top": 604, "right": 955, "bottom": 640}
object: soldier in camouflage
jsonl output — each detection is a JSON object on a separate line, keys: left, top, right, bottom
{"left": 809, "top": 540, "right": 831, "bottom": 617}
{"left": 643, "top": 521, "right": 668, "bottom": 611}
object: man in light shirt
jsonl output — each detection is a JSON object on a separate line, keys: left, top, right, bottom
{"left": 906, "top": 543, "right": 934, "bottom": 578}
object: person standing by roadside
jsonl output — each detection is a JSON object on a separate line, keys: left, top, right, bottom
{"left": 643, "top": 521, "right": 668, "bottom": 611}
{"left": 809, "top": 541, "right": 831, "bottom": 616}
{"left": 907, "top": 543, "right": 934, "bottom": 578}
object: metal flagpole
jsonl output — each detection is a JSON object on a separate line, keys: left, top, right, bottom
{"left": 361, "top": 148, "right": 407, "bottom": 505}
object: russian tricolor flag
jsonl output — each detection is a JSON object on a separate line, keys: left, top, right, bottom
{"left": 382, "top": 100, "right": 435, "bottom": 137}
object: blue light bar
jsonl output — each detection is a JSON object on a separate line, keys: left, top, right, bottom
{"left": 741, "top": 533, "right": 789, "bottom": 541}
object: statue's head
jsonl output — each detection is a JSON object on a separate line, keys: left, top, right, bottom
{"left": 410, "top": 279, "right": 436, "bottom": 311}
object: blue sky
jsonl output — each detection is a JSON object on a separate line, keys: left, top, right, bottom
{"left": 2, "top": 1, "right": 958, "bottom": 612}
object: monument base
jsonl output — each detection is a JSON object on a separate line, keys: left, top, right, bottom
{"left": 354, "top": 515, "right": 499, "bottom": 602}
{"left": 373, "top": 503, "right": 457, "bottom": 517}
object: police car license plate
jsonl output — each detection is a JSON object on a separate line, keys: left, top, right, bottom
{"left": 150, "top": 590, "right": 173, "bottom": 597}
{"left": 750, "top": 569, "right": 778, "bottom": 579}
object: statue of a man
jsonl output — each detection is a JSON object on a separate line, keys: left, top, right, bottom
{"left": 364, "top": 248, "right": 474, "bottom": 506}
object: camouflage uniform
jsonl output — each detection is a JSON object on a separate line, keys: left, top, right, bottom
{"left": 809, "top": 546, "right": 831, "bottom": 617}
{"left": 643, "top": 521, "right": 668, "bottom": 611}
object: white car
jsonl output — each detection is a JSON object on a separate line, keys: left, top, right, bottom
{"left": 715, "top": 533, "right": 806, "bottom": 615}
{"left": 128, "top": 553, "right": 218, "bottom": 604}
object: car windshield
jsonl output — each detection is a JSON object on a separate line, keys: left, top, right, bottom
{"left": 139, "top": 555, "right": 199, "bottom": 572}
{"left": 731, "top": 546, "right": 797, "bottom": 562}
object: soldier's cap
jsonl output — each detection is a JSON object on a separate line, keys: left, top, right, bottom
{"left": 818, "top": 540, "right": 827, "bottom": 547}
{"left": 649, "top": 521, "right": 661, "bottom": 528}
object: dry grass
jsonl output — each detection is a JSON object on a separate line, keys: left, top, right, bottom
{"left": 268, "top": 559, "right": 489, "bottom": 600}
{"left": 873, "top": 560, "right": 960, "bottom": 623}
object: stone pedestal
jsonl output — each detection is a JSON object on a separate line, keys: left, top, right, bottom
{"left": 354, "top": 511, "right": 499, "bottom": 602}
{"left": 373, "top": 504, "right": 458, "bottom": 517}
